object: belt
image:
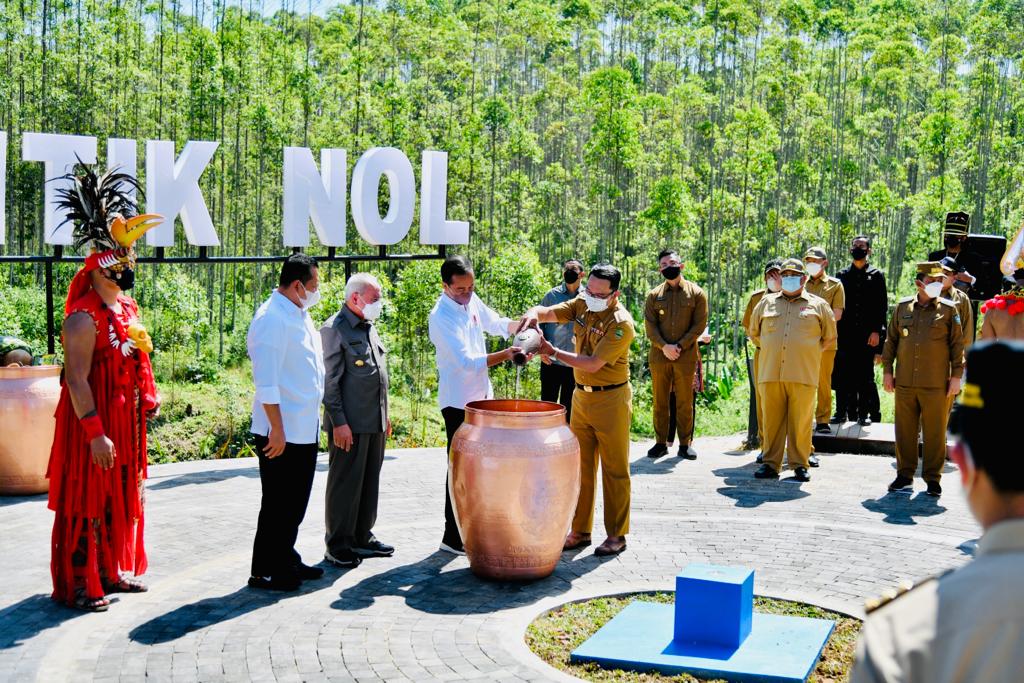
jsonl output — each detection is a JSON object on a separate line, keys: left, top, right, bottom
{"left": 576, "top": 382, "right": 627, "bottom": 393}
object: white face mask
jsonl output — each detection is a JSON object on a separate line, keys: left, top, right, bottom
{"left": 582, "top": 290, "right": 610, "bottom": 313}
{"left": 298, "top": 285, "right": 321, "bottom": 310}
{"left": 766, "top": 277, "right": 782, "bottom": 293}
{"left": 361, "top": 298, "right": 383, "bottom": 321}
{"left": 805, "top": 262, "right": 823, "bottom": 278}
{"left": 924, "top": 281, "right": 944, "bottom": 299}
{"left": 781, "top": 275, "right": 803, "bottom": 293}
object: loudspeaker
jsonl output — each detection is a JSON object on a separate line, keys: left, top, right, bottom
{"left": 964, "top": 234, "right": 1007, "bottom": 301}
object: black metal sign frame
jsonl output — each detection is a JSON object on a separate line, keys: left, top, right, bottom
{"left": 1, "top": 245, "right": 447, "bottom": 354}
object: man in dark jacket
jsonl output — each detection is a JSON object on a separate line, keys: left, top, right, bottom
{"left": 834, "top": 235, "right": 887, "bottom": 425}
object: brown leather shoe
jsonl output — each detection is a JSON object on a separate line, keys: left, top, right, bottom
{"left": 563, "top": 531, "right": 592, "bottom": 550}
{"left": 594, "top": 536, "right": 627, "bottom": 556}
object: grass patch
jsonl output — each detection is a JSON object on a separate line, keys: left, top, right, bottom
{"left": 526, "top": 592, "right": 860, "bottom": 683}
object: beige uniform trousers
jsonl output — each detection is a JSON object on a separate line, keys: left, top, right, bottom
{"left": 760, "top": 381, "right": 815, "bottom": 471}
{"left": 894, "top": 386, "right": 948, "bottom": 483}
{"left": 569, "top": 384, "right": 632, "bottom": 537}
{"left": 816, "top": 349, "right": 836, "bottom": 424}
{"left": 650, "top": 354, "right": 697, "bottom": 445}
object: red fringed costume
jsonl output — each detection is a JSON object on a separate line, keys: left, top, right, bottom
{"left": 46, "top": 162, "right": 162, "bottom": 607}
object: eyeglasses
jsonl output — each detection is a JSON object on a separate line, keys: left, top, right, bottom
{"left": 583, "top": 286, "right": 614, "bottom": 300}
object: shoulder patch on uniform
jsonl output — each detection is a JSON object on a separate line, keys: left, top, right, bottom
{"left": 864, "top": 569, "right": 953, "bottom": 614}
{"left": 615, "top": 328, "right": 624, "bottom": 338}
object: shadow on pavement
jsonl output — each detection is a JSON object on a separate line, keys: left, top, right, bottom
{"left": 0, "top": 594, "right": 84, "bottom": 650}
{"left": 711, "top": 464, "right": 811, "bottom": 507}
{"left": 128, "top": 562, "right": 348, "bottom": 644}
{"left": 332, "top": 548, "right": 610, "bottom": 614}
{"left": 147, "top": 460, "right": 330, "bottom": 491}
{"left": 861, "top": 493, "right": 947, "bottom": 525}
{"left": 0, "top": 492, "right": 48, "bottom": 508}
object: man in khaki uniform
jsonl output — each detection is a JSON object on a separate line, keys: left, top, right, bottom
{"left": 525, "top": 264, "right": 635, "bottom": 557}
{"left": 803, "top": 247, "right": 845, "bottom": 435}
{"left": 939, "top": 257, "right": 974, "bottom": 416}
{"left": 742, "top": 259, "right": 783, "bottom": 464}
{"left": 852, "top": 340, "right": 1024, "bottom": 683}
{"left": 645, "top": 249, "right": 708, "bottom": 459}
{"left": 881, "top": 262, "right": 964, "bottom": 497}
{"left": 749, "top": 259, "right": 837, "bottom": 482}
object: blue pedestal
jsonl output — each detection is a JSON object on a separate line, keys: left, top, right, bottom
{"left": 570, "top": 564, "right": 836, "bottom": 683}
{"left": 571, "top": 602, "right": 835, "bottom": 683}
{"left": 675, "top": 563, "right": 753, "bottom": 649}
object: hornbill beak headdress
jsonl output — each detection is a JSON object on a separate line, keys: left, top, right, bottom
{"left": 53, "top": 160, "right": 164, "bottom": 313}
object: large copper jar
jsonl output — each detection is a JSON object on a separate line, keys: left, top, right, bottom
{"left": 0, "top": 365, "right": 61, "bottom": 495}
{"left": 450, "top": 399, "right": 580, "bottom": 581}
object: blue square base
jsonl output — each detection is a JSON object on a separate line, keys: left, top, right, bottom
{"left": 570, "top": 602, "right": 835, "bottom": 683}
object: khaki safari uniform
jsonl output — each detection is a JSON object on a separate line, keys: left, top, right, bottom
{"left": 851, "top": 519, "right": 1024, "bottom": 683}
{"left": 804, "top": 274, "right": 845, "bottom": 424}
{"left": 742, "top": 289, "right": 768, "bottom": 446}
{"left": 881, "top": 296, "right": 964, "bottom": 484}
{"left": 644, "top": 279, "right": 708, "bottom": 446}
{"left": 749, "top": 290, "right": 837, "bottom": 471}
{"left": 980, "top": 306, "right": 1024, "bottom": 341}
{"left": 549, "top": 297, "right": 635, "bottom": 537}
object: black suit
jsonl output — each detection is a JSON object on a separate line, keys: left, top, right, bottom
{"left": 928, "top": 248, "right": 982, "bottom": 299}
{"left": 834, "top": 262, "right": 887, "bottom": 421}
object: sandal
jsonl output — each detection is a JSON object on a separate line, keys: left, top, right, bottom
{"left": 103, "top": 577, "right": 148, "bottom": 594}
{"left": 72, "top": 590, "right": 110, "bottom": 612}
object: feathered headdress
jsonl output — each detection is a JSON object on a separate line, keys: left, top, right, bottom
{"left": 54, "top": 160, "right": 163, "bottom": 312}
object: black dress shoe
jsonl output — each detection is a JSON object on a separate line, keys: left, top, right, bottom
{"left": 792, "top": 467, "right": 811, "bottom": 482}
{"left": 354, "top": 538, "right": 394, "bottom": 558}
{"left": 858, "top": 417, "right": 872, "bottom": 427}
{"left": 294, "top": 562, "right": 324, "bottom": 580}
{"left": 647, "top": 443, "right": 668, "bottom": 458}
{"left": 888, "top": 476, "right": 913, "bottom": 492}
{"left": 324, "top": 549, "right": 363, "bottom": 568}
{"left": 753, "top": 464, "right": 779, "bottom": 479}
{"left": 679, "top": 445, "right": 697, "bottom": 460}
{"left": 808, "top": 455, "right": 820, "bottom": 468}
{"left": 926, "top": 481, "right": 942, "bottom": 497}
{"left": 755, "top": 452, "right": 764, "bottom": 464}
{"left": 815, "top": 423, "right": 832, "bottom": 434}
{"left": 248, "top": 574, "right": 301, "bottom": 592}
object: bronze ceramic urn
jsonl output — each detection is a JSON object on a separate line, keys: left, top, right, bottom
{"left": 0, "top": 365, "right": 61, "bottom": 495}
{"left": 449, "top": 399, "right": 580, "bottom": 581}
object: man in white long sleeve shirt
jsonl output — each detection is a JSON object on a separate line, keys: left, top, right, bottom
{"left": 428, "top": 255, "right": 521, "bottom": 554}
{"left": 246, "top": 254, "right": 326, "bottom": 591}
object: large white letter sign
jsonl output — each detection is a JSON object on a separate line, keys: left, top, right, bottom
{"left": 0, "top": 131, "right": 6, "bottom": 245}
{"left": 282, "top": 147, "right": 347, "bottom": 247}
{"left": 145, "top": 140, "right": 220, "bottom": 247}
{"left": 420, "top": 150, "right": 468, "bottom": 245}
{"left": 350, "top": 147, "right": 415, "bottom": 245}
{"left": 22, "top": 133, "right": 98, "bottom": 245}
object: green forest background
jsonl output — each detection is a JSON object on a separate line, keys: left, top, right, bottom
{"left": 1, "top": 0, "right": 1022, "bottom": 460}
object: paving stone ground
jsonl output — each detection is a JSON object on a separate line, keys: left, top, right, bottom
{"left": 0, "top": 435, "right": 979, "bottom": 682}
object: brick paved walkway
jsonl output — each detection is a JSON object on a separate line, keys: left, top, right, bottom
{"left": 0, "top": 435, "right": 979, "bottom": 682}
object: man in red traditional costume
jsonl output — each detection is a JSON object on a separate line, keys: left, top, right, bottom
{"left": 47, "top": 163, "right": 162, "bottom": 611}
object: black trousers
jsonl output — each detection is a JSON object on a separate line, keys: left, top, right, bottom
{"left": 324, "top": 432, "right": 385, "bottom": 555}
{"left": 441, "top": 407, "right": 465, "bottom": 546}
{"left": 835, "top": 345, "right": 881, "bottom": 421}
{"left": 540, "top": 362, "right": 576, "bottom": 421}
{"left": 251, "top": 435, "right": 318, "bottom": 578}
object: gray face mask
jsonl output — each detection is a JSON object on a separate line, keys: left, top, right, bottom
{"left": 781, "top": 275, "right": 803, "bottom": 293}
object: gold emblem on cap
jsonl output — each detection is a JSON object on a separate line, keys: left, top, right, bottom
{"left": 355, "top": 359, "right": 365, "bottom": 367}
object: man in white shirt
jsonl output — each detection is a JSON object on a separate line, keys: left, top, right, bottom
{"left": 246, "top": 254, "right": 327, "bottom": 591}
{"left": 428, "top": 255, "right": 522, "bottom": 555}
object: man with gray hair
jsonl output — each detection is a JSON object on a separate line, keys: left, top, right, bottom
{"left": 320, "top": 271, "right": 393, "bottom": 567}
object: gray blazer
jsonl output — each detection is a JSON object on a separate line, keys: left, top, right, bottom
{"left": 320, "top": 305, "right": 389, "bottom": 434}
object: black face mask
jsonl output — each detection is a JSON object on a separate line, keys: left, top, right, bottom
{"left": 111, "top": 268, "right": 135, "bottom": 291}
{"left": 661, "top": 266, "right": 681, "bottom": 280}
{"left": 563, "top": 269, "right": 580, "bottom": 285}
{"left": 944, "top": 236, "right": 962, "bottom": 249}
{"left": 850, "top": 247, "right": 868, "bottom": 261}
